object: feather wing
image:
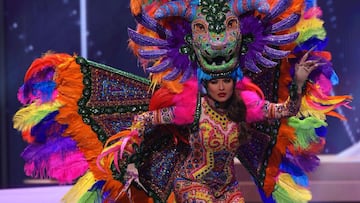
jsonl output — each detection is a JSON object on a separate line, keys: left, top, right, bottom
{"left": 238, "top": 1, "right": 352, "bottom": 202}
{"left": 13, "top": 53, "right": 153, "bottom": 191}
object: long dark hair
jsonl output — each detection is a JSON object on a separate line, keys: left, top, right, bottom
{"left": 226, "top": 89, "right": 246, "bottom": 122}
{"left": 226, "top": 89, "right": 251, "bottom": 144}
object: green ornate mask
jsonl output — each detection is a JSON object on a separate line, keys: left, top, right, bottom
{"left": 192, "top": 0, "right": 242, "bottom": 77}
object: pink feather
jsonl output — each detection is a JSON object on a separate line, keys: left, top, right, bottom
{"left": 172, "top": 77, "right": 198, "bottom": 125}
{"left": 303, "top": 7, "right": 323, "bottom": 19}
{"left": 96, "top": 131, "right": 139, "bottom": 173}
{"left": 241, "top": 90, "right": 265, "bottom": 123}
{"left": 48, "top": 151, "right": 88, "bottom": 184}
{"left": 24, "top": 150, "right": 88, "bottom": 184}
{"left": 316, "top": 74, "right": 332, "bottom": 95}
{"left": 96, "top": 144, "right": 121, "bottom": 172}
{"left": 236, "top": 78, "right": 265, "bottom": 123}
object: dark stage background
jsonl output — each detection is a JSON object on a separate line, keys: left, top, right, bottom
{"left": 0, "top": 0, "right": 359, "bottom": 188}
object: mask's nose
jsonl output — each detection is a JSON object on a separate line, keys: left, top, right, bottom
{"left": 210, "top": 34, "right": 227, "bottom": 50}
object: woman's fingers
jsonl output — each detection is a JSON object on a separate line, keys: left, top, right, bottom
{"left": 299, "top": 46, "right": 317, "bottom": 64}
{"left": 299, "top": 60, "right": 325, "bottom": 73}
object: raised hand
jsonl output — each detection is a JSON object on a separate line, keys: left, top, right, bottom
{"left": 294, "top": 47, "right": 323, "bottom": 92}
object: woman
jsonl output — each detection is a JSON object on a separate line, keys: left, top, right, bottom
{"left": 112, "top": 0, "right": 322, "bottom": 200}
{"left": 128, "top": 51, "right": 317, "bottom": 202}
{"left": 13, "top": 0, "right": 351, "bottom": 202}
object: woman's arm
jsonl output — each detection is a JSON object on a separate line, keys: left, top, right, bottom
{"left": 263, "top": 48, "right": 320, "bottom": 119}
{"left": 244, "top": 49, "right": 320, "bottom": 121}
{"left": 131, "top": 107, "right": 175, "bottom": 135}
{"left": 262, "top": 83, "right": 303, "bottom": 119}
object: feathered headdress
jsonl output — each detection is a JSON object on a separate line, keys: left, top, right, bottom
{"left": 128, "top": 0, "right": 300, "bottom": 93}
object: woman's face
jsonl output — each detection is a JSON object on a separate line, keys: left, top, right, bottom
{"left": 206, "top": 78, "right": 234, "bottom": 103}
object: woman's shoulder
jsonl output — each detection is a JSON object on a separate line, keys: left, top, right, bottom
{"left": 236, "top": 77, "right": 264, "bottom": 99}
{"left": 236, "top": 77, "right": 266, "bottom": 122}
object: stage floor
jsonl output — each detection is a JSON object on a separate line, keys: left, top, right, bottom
{"left": 0, "top": 185, "right": 71, "bottom": 203}
{"left": 0, "top": 155, "right": 359, "bottom": 203}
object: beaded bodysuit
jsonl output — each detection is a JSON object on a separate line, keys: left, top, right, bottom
{"left": 176, "top": 98, "right": 240, "bottom": 199}
{"left": 170, "top": 95, "right": 300, "bottom": 202}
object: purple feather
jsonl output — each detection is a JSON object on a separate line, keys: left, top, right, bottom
{"left": 245, "top": 59, "right": 262, "bottom": 73}
{"left": 180, "top": 63, "right": 195, "bottom": 82}
{"left": 138, "top": 49, "right": 168, "bottom": 60}
{"left": 286, "top": 152, "right": 320, "bottom": 173}
{"left": 133, "top": 16, "right": 196, "bottom": 82}
{"left": 164, "top": 20, "right": 196, "bottom": 81}
{"left": 146, "top": 58, "right": 172, "bottom": 73}
{"left": 18, "top": 66, "right": 56, "bottom": 104}
{"left": 21, "top": 134, "right": 79, "bottom": 172}
{"left": 164, "top": 67, "right": 182, "bottom": 80}
{"left": 29, "top": 66, "right": 55, "bottom": 81}
{"left": 280, "top": 156, "right": 309, "bottom": 187}
{"left": 265, "top": 32, "right": 299, "bottom": 46}
{"left": 269, "top": 13, "right": 300, "bottom": 33}
{"left": 307, "top": 55, "right": 334, "bottom": 81}
{"left": 21, "top": 135, "right": 78, "bottom": 164}
{"left": 134, "top": 12, "right": 172, "bottom": 39}
{"left": 255, "top": 52, "right": 278, "bottom": 68}
{"left": 21, "top": 128, "right": 87, "bottom": 183}
{"left": 239, "top": 15, "right": 268, "bottom": 70}
{"left": 128, "top": 28, "right": 169, "bottom": 47}
{"left": 264, "top": 45, "right": 290, "bottom": 59}
{"left": 31, "top": 111, "right": 65, "bottom": 143}
{"left": 264, "top": 0, "right": 292, "bottom": 22}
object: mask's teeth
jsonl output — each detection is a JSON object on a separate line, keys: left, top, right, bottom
{"left": 222, "top": 60, "right": 226, "bottom": 65}
{"left": 212, "top": 62, "right": 216, "bottom": 66}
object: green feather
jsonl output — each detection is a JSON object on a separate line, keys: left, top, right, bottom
{"left": 288, "top": 116, "right": 327, "bottom": 149}
{"left": 78, "top": 189, "right": 102, "bottom": 203}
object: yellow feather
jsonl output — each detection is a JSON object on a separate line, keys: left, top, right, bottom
{"left": 308, "top": 94, "right": 352, "bottom": 105}
{"left": 62, "top": 171, "right": 96, "bottom": 203}
{"left": 296, "top": 18, "right": 326, "bottom": 43}
{"left": 13, "top": 101, "right": 62, "bottom": 131}
{"left": 298, "top": 99, "right": 326, "bottom": 120}
{"left": 296, "top": 18, "right": 324, "bottom": 32}
{"left": 276, "top": 173, "right": 312, "bottom": 202}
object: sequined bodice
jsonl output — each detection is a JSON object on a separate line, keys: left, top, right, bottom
{"left": 179, "top": 98, "right": 241, "bottom": 196}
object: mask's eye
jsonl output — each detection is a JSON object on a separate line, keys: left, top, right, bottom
{"left": 193, "top": 22, "right": 207, "bottom": 34}
{"left": 226, "top": 18, "right": 239, "bottom": 30}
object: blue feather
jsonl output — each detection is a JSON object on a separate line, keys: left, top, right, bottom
{"left": 315, "top": 126, "right": 327, "bottom": 137}
{"left": 31, "top": 111, "right": 65, "bottom": 143}
{"left": 330, "top": 71, "right": 339, "bottom": 85}
{"left": 89, "top": 180, "right": 105, "bottom": 191}
{"left": 33, "top": 81, "right": 57, "bottom": 102}
{"left": 305, "top": 0, "right": 317, "bottom": 10}
{"left": 293, "top": 37, "right": 328, "bottom": 53}
{"left": 280, "top": 159, "right": 309, "bottom": 187}
{"left": 258, "top": 186, "right": 276, "bottom": 203}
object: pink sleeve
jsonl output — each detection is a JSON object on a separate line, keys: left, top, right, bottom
{"left": 240, "top": 90, "right": 266, "bottom": 123}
